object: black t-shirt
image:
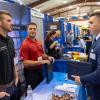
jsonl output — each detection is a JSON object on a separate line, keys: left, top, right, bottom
{"left": 0, "top": 34, "right": 15, "bottom": 85}
{"left": 45, "top": 39, "right": 61, "bottom": 59}
{"left": 45, "top": 39, "right": 56, "bottom": 56}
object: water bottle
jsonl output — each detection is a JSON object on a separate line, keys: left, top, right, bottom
{"left": 27, "top": 85, "right": 32, "bottom": 96}
{"left": 20, "top": 94, "right": 26, "bottom": 100}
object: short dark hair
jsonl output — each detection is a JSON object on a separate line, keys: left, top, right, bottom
{"left": 27, "top": 22, "right": 37, "bottom": 28}
{"left": 89, "top": 11, "right": 100, "bottom": 18}
{"left": 0, "top": 10, "right": 12, "bottom": 20}
{"left": 45, "top": 31, "right": 56, "bottom": 41}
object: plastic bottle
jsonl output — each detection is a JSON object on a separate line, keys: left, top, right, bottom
{"left": 27, "top": 85, "right": 32, "bottom": 96}
{"left": 20, "top": 94, "right": 26, "bottom": 100}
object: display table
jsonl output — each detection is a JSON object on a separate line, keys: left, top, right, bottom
{"left": 24, "top": 72, "right": 87, "bottom": 100}
{"left": 64, "top": 45, "right": 84, "bottom": 53}
{"left": 72, "top": 52, "right": 87, "bottom": 62}
{"left": 53, "top": 60, "right": 67, "bottom": 73}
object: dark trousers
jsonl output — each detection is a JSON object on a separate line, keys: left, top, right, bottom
{"left": 86, "top": 86, "right": 100, "bottom": 100}
{"left": 24, "top": 69, "right": 43, "bottom": 90}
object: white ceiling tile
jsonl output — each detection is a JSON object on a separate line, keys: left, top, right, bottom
{"left": 35, "top": 0, "right": 76, "bottom": 11}
{"left": 21, "top": 0, "right": 39, "bottom": 5}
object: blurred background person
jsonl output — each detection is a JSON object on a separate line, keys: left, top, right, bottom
{"left": 66, "top": 30, "right": 73, "bottom": 47}
{"left": 45, "top": 30, "right": 61, "bottom": 59}
{"left": 77, "top": 36, "right": 86, "bottom": 52}
{"left": 84, "top": 29, "right": 93, "bottom": 54}
{"left": 80, "top": 29, "right": 85, "bottom": 38}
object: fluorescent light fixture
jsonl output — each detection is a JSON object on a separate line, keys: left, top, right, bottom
{"left": 32, "top": 8, "right": 41, "bottom": 12}
{"left": 94, "top": 9, "right": 100, "bottom": 12}
{"left": 97, "top": 2, "right": 100, "bottom": 5}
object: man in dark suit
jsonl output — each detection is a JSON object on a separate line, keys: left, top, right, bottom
{"left": 72, "top": 11, "right": 100, "bottom": 100}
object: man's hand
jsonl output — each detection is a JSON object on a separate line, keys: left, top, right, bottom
{"left": 0, "top": 92, "right": 10, "bottom": 98}
{"left": 15, "top": 75, "right": 19, "bottom": 86}
{"left": 42, "top": 54, "right": 48, "bottom": 60}
{"left": 71, "top": 75, "right": 81, "bottom": 84}
{"left": 48, "top": 56, "right": 55, "bottom": 63}
{"left": 14, "top": 65, "right": 19, "bottom": 86}
{"left": 42, "top": 54, "right": 55, "bottom": 63}
{"left": 42, "top": 60, "right": 51, "bottom": 65}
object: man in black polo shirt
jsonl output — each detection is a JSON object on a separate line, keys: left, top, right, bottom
{"left": 0, "top": 10, "right": 18, "bottom": 100}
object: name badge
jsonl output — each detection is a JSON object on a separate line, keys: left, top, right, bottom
{"left": 38, "top": 56, "right": 43, "bottom": 61}
{"left": 90, "top": 53, "right": 96, "bottom": 60}
{"left": 91, "top": 49, "right": 94, "bottom": 52}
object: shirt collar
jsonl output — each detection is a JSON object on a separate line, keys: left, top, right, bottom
{"left": 0, "top": 34, "right": 8, "bottom": 40}
{"left": 26, "top": 36, "right": 37, "bottom": 43}
{"left": 96, "top": 33, "right": 100, "bottom": 40}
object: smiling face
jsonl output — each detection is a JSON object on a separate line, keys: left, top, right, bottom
{"left": 88, "top": 15, "right": 100, "bottom": 35}
{"left": 27, "top": 24, "right": 37, "bottom": 39}
{"left": 0, "top": 14, "right": 13, "bottom": 32}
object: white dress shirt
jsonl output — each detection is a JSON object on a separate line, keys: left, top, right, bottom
{"left": 96, "top": 33, "right": 100, "bottom": 40}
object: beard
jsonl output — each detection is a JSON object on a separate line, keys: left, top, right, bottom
{"left": 29, "top": 33, "right": 36, "bottom": 39}
{"left": 2, "top": 25, "right": 12, "bottom": 32}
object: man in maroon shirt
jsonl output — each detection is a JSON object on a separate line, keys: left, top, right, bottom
{"left": 20, "top": 22, "right": 54, "bottom": 89}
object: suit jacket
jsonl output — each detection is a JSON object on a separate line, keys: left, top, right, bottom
{"left": 80, "top": 37, "right": 100, "bottom": 100}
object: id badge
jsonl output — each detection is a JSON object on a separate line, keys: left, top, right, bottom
{"left": 90, "top": 53, "right": 96, "bottom": 60}
{"left": 38, "top": 56, "right": 43, "bottom": 61}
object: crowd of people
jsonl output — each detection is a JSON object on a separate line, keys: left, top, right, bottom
{"left": 0, "top": 9, "right": 100, "bottom": 100}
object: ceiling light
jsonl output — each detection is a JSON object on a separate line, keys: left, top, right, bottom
{"left": 68, "top": 6, "right": 72, "bottom": 9}
{"left": 37, "top": 9, "right": 41, "bottom": 12}
{"left": 97, "top": 2, "right": 100, "bottom": 5}
{"left": 63, "top": 0, "right": 67, "bottom": 4}
{"left": 47, "top": 13, "right": 50, "bottom": 15}
{"left": 94, "top": 9, "right": 100, "bottom": 12}
{"left": 75, "top": 14, "right": 79, "bottom": 16}
{"left": 17, "top": 0, "right": 23, "bottom": 5}
{"left": 19, "top": 2, "right": 23, "bottom": 5}
{"left": 77, "top": 7, "right": 80, "bottom": 10}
